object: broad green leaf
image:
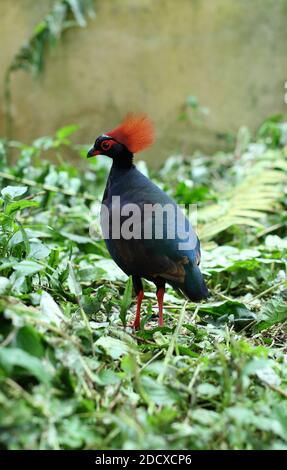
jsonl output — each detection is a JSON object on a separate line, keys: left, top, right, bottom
{"left": 198, "top": 300, "right": 254, "bottom": 320}
{"left": 256, "top": 295, "right": 287, "bottom": 331}
{"left": 67, "top": 0, "right": 87, "bottom": 26}
{"left": 0, "top": 347, "right": 51, "bottom": 383}
{"left": 1, "top": 186, "right": 27, "bottom": 199}
{"left": 98, "top": 369, "right": 121, "bottom": 386}
{"left": 40, "top": 291, "right": 66, "bottom": 326}
{"left": 192, "top": 408, "right": 220, "bottom": 426}
{"left": 13, "top": 260, "right": 43, "bottom": 276}
{"left": 0, "top": 276, "right": 10, "bottom": 294}
{"left": 6, "top": 200, "right": 39, "bottom": 215}
{"left": 95, "top": 336, "right": 130, "bottom": 359}
{"left": 78, "top": 259, "right": 127, "bottom": 282}
{"left": 16, "top": 221, "right": 30, "bottom": 256}
{"left": 60, "top": 231, "right": 93, "bottom": 244}
{"left": 8, "top": 228, "right": 51, "bottom": 247}
{"left": 68, "top": 263, "right": 82, "bottom": 297}
{"left": 197, "top": 383, "right": 220, "bottom": 398}
{"left": 265, "top": 235, "right": 287, "bottom": 250}
{"left": 16, "top": 326, "right": 44, "bottom": 358}
{"left": 29, "top": 242, "right": 51, "bottom": 260}
{"left": 141, "top": 375, "right": 179, "bottom": 405}
{"left": 56, "top": 124, "right": 79, "bottom": 140}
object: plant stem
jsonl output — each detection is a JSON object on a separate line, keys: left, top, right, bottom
{"left": 0, "top": 171, "right": 98, "bottom": 201}
{"left": 158, "top": 301, "right": 187, "bottom": 383}
{"left": 250, "top": 280, "right": 286, "bottom": 301}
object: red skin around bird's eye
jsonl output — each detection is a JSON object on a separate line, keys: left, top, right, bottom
{"left": 101, "top": 141, "right": 112, "bottom": 151}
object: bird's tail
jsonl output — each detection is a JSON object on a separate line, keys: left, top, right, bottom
{"left": 182, "top": 264, "right": 209, "bottom": 301}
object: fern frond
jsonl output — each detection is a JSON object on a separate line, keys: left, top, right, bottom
{"left": 198, "top": 152, "right": 286, "bottom": 240}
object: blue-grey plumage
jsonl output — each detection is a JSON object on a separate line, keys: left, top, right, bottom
{"left": 102, "top": 164, "right": 208, "bottom": 302}
{"left": 88, "top": 114, "right": 208, "bottom": 328}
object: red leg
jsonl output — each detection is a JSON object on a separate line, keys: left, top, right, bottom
{"left": 132, "top": 290, "right": 144, "bottom": 329}
{"left": 157, "top": 288, "right": 165, "bottom": 327}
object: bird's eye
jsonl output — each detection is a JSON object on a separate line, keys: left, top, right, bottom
{"left": 101, "top": 141, "right": 111, "bottom": 151}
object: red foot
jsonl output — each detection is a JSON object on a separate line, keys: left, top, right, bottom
{"left": 130, "top": 290, "right": 144, "bottom": 330}
{"left": 131, "top": 319, "right": 140, "bottom": 330}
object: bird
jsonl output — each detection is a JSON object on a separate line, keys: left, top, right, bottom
{"left": 87, "top": 113, "right": 208, "bottom": 329}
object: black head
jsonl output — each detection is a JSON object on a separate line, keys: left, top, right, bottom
{"left": 87, "top": 114, "right": 154, "bottom": 168}
{"left": 87, "top": 135, "right": 133, "bottom": 168}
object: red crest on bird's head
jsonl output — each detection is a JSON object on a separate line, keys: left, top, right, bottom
{"left": 106, "top": 113, "right": 155, "bottom": 154}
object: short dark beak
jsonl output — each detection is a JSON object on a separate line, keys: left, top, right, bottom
{"left": 87, "top": 147, "right": 95, "bottom": 158}
{"left": 87, "top": 147, "right": 101, "bottom": 158}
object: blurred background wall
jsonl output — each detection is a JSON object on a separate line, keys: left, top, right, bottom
{"left": 0, "top": 0, "right": 287, "bottom": 165}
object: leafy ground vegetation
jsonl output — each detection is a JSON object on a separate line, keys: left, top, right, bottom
{"left": 0, "top": 119, "right": 287, "bottom": 450}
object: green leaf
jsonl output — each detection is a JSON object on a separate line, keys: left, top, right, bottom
{"left": 67, "top": 0, "right": 87, "bottom": 26}
{"left": 199, "top": 300, "right": 254, "bottom": 320}
{"left": 265, "top": 235, "right": 287, "bottom": 251}
{"left": 0, "top": 348, "right": 51, "bottom": 383}
{"left": 1, "top": 186, "right": 28, "bottom": 199}
{"left": 56, "top": 124, "right": 79, "bottom": 140}
{"left": 13, "top": 260, "right": 43, "bottom": 276}
{"left": 98, "top": 369, "right": 121, "bottom": 385}
{"left": 60, "top": 231, "right": 93, "bottom": 244}
{"left": 68, "top": 263, "right": 82, "bottom": 297}
{"left": 192, "top": 408, "right": 220, "bottom": 426}
{"left": 78, "top": 259, "right": 127, "bottom": 282}
{"left": 16, "top": 326, "right": 44, "bottom": 358}
{"left": 141, "top": 375, "right": 179, "bottom": 405}
{"left": 29, "top": 242, "right": 51, "bottom": 260}
{"left": 16, "top": 221, "right": 30, "bottom": 256}
{"left": 119, "top": 276, "right": 133, "bottom": 326}
{"left": 40, "top": 291, "right": 66, "bottom": 326}
{"left": 0, "top": 276, "right": 10, "bottom": 294}
{"left": 256, "top": 295, "right": 287, "bottom": 331}
{"left": 8, "top": 228, "right": 51, "bottom": 247}
{"left": 6, "top": 200, "right": 39, "bottom": 215}
{"left": 95, "top": 336, "right": 130, "bottom": 359}
{"left": 197, "top": 383, "right": 220, "bottom": 398}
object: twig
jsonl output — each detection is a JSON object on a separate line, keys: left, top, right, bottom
{"left": 28, "top": 317, "right": 82, "bottom": 349}
{"left": 24, "top": 191, "right": 46, "bottom": 200}
{"left": 129, "top": 333, "right": 156, "bottom": 345}
{"left": 259, "top": 378, "right": 287, "bottom": 399}
{"left": 0, "top": 171, "right": 98, "bottom": 201}
{"left": 255, "top": 223, "right": 284, "bottom": 240}
{"left": 0, "top": 330, "right": 16, "bottom": 348}
{"left": 249, "top": 280, "right": 286, "bottom": 302}
{"left": 188, "top": 364, "right": 202, "bottom": 392}
{"left": 217, "top": 292, "right": 236, "bottom": 302}
{"left": 4, "top": 378, "right": 50, "bottom": 418}
{"left": 140, "top": 350, "right": 164, "bottom": 371}
{"left": 189, "top": 305, "right": 200, "bottom": 323}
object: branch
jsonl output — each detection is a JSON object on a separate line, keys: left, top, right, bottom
{"left": 0, "top": 171, "right": 98, "bottom": 202}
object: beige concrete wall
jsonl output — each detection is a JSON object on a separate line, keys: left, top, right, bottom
{"left": 1, "top": 0, "right": 287, "bottom": 165}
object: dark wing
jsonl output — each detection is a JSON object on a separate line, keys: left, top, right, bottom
{"left": 106, "top": 236, "right": 192, "bottom": 284}
{"left": 103, "top": 166, "right": 202, "bottom": 286}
